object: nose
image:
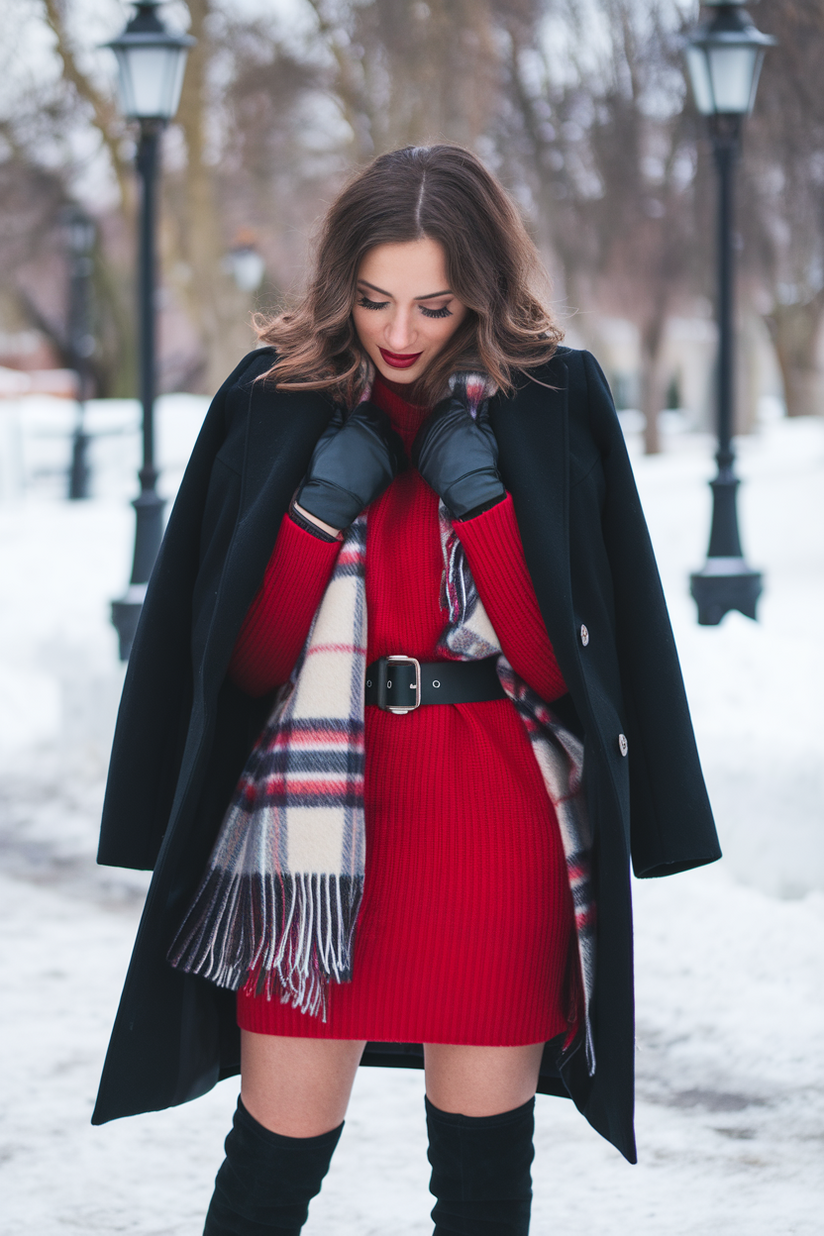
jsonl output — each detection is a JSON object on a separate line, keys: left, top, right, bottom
{"left": 384, "top": 307, "right": 415, "bottom": 352}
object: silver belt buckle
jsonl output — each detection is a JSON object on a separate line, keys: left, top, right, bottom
{"left": 384, "top": 655, "right": 421, "bottom": 714}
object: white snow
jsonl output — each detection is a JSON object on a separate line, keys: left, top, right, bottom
{"left": 0, "top": 396, "right": 822, "bottom": 1234}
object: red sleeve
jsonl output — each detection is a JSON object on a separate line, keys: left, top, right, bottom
{"left": 227, "top": 513, "right": 341, "bottom": 697}
{"left": 453, "top": 493, "right": 568, "bottom": 703}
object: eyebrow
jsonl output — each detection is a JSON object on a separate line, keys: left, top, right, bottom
{"left": 357, "top": 279, "right": 452, "bottom": 300}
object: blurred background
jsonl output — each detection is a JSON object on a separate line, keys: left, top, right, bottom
{"left": 1, "top": 2, "right": 822, "bottom": 1234}
{"left": 2, "top": 0, "right": 821, "bottom": 434}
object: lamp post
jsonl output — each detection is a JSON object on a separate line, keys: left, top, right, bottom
{"left": 62, "top": 203, "right": 96, "bottom": 500}
{"left": 685, "top": 1, "right": 775, "bottom": 626}
{"left": 106, "top": 1, "right": 194, "bottom": 660}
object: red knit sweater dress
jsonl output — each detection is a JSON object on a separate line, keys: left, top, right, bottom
{"left": 231, "top": 376, "right": 576, "bottom": 1046}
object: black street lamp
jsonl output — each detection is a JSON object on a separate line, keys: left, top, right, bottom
{"left": 106, "top": 1, "right": 194, "bottom": 660}
{"left": 62, "top": 203, "right": 96, "bottom": 500}
{"left": 684, "top": 1, "right": 775, "bottom": 626}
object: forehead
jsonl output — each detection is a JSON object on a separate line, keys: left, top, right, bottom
{"left": 357, "top": 237, "right": 448, "bottom": 293}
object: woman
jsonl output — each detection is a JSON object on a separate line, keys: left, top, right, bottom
{"left": 93, "top": 145, "right": 720, "bottom": 1235}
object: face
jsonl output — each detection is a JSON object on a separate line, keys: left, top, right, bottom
{"left": 352, "top": 237, "right": 469, "bottom": 385}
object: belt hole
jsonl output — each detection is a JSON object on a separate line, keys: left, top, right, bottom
{"left": 386, "top": 680, "right": 392, "bottom": 688}
{"left": 432, "top": 680, "right": 440, "bottom": 688}
{"left": 366, "top": 680, "right": 371, "bottom": 687}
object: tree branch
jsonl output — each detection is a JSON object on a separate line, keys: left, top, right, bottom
{"left": 302, "top": 0, "right": 373, "bottom": 157}
{"left": 41, "top": 0, "right": 134, "bottom": 212}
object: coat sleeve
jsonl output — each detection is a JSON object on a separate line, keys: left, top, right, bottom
{"left": 97, "top": 349, "right": 273, "bottom": 871}
{"left": 581, "top": 351, "right": 721, "bottom": 878}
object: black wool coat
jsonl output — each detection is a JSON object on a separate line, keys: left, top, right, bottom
{"left": 92, "top": 345, "right": 720, "bottom": 1164}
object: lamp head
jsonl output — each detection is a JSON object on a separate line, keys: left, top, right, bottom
{"left": 105, "top": 1, "right": 195, "bottom": 122}
{"left": 61, "top": 203, "right": 96, "bottom": 257}
{"left": 685, "top": 1, "right": 776, "bottom": 117}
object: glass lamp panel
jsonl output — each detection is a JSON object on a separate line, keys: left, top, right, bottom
{"left": 66, "top": 214, "right": 94, "bottom": 254}
{"left": 166, "top": 50, "right": 188, "bottom": 118}
{"left": 114, "top": 45, "right": 187, "bottom": 119}
{"left": 746, "top": 50, "right": 767, "bottom": 114}
{"left": 230, "top": 249, "right": 266, "bottom": 292}
{"left": 708, "top": 45, "right": 758, "bottom": 114}
{"left": 686, "top": 45, "right": 714, "bottom": 114}
{"left": 113, "top": 49, "right": 137, "bottom": 117}
{"left": 76, "top": 220, "right": 95, "bottom": 254}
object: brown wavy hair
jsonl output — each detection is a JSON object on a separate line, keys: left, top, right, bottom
{"left": 256, "top": 144, "right": 563, "bottom": 405}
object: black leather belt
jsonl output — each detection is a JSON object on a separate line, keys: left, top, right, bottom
{"left": 365, "top": 655, "right": 506, "bottom": 714}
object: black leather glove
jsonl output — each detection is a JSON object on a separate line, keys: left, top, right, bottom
{"left": 296, "top": 401, "right": 406, "bottom": 530}
{"left": 411, "top": 396, "right": 506, "bottom": 520}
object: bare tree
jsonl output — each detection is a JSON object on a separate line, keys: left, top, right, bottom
{"left": 0, "top": 70, "right": 139, "bottom": 398}
{"left": 743, "top": 0, "right": 824, "bottom": 417}
{"left": 162, "top": 0, "right": 262, "bottom": 392}
{"left": 22, "top": 1, "right": 513, "bottom": 392}
{"left": 18, "top": 0, "right": 824, "bottom": 427}
{"left": 498, "top": 0, "right": 702, "bottom": 453}
{"left": 301, "top": 0, "right": 503, "bottom": 158}
{"left": 0, "top": 142, "right": 68, "bottom": 344}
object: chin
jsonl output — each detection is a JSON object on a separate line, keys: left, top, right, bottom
{"left": 373, "top": 358, "right": 424, "bottom": 383}
{"left": 381, "top": 368, "right": 417, "bottom": 383}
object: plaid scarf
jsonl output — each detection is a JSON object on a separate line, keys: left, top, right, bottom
{"left": 169, "top": 373, "right": 596, "bottom": 1073}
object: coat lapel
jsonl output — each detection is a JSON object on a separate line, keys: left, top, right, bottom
{"left": 201, "top": 380, "right": 336, "bottom": 677}
{"left": 490, "top": 359, "right": 582, "bottom": 699}
{"left": 238, "top": 379, "right": 336, "bottom": 527}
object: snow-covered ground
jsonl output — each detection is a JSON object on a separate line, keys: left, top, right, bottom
{"left": 0, "top": 394, "right": 822, "bottom": 1234}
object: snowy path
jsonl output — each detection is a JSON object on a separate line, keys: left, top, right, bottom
{"left": 2, "top": 860, "right": 822, "bottom": 1235}
{"left": 1, "top": 403, "right": 822, "bottom": 1233}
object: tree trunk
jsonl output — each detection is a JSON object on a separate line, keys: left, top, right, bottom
{"left": 639, "top": 315, "right": 667, "bottom": 455}
{"left": 735, "top": 307, "right": 766, "bottom": 435}
{"left": 763, "top": 297, "right": 824, "bottom": 418}
{"left": 166, "top": 0, "right": 259, "bottom": 394}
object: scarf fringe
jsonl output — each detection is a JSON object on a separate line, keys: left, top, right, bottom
{"left": 168, "top": 868, "right": 364, "bottom": 1019}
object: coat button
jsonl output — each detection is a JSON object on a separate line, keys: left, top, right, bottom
{"left": 618, "top": 733, "right": 628, "bottom": 757}
{"left": 579, "top": 623, "right": 590, "bottom": 647}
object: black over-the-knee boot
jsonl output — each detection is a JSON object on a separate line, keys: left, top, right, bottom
{"left": 203, "top": 1097, "right": 343, "bottom": 1236}
{"left": 425, "top": 1095, "right": 535, "bottom": 1236}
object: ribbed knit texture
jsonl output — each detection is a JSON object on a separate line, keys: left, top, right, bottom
{"left": 234, "top": 374, "right": 575, "bottom": 1045}
{"left": 228, "top": 513, "right": 341, "bottom": 697}
{"left": 453, "top": 499, "right": 568, "bottom": 703}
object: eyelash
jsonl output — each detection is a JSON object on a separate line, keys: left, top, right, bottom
{"left": 357, "top": 295, "right": 453, "bottom": 319}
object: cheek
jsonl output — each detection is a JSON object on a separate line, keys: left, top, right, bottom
{"left": 352, "top": 309, "right": 375, "bottom": 342}
{"left": 438, "top": 311, "right": 467, "bottom": 344}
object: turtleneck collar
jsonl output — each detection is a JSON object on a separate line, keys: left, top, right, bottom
{"left": 370, "top": 373, "right": 431, "bottom": 451}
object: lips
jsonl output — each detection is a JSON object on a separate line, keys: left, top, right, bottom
{"left": 379, "top": 348, "right": 423, "bottom": 370}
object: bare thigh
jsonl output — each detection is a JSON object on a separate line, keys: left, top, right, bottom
{"left": 423, "top": 1043, "right": 546, "bottom": 1117}
{"left": 240, "top": 1031, "right": 367, "bottom": 1137}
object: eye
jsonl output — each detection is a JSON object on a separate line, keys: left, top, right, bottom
{"left": 357, "top": 295, "right": 389, "bottom": 311}
{"left": 420, "top": 304, "right": 453, "bottom": 319}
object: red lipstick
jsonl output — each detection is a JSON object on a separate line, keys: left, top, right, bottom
{"left": 379, "top": 348, "right": 423, "bottom": 370}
